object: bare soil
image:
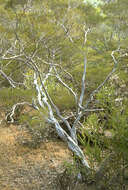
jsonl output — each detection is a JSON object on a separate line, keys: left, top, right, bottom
{"left": 0, "top": 111, "right": 73, "bottom": 190}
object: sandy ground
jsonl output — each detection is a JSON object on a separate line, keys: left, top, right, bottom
{"left": 0, "top": 111, "right": 73, "bottom": 190}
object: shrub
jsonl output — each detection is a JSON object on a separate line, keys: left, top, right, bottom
{"left": 48, "top": 85, "right": 76, "bottom": 111}
{"left": 0, "top": 87, "right": 36, "bottom": 108}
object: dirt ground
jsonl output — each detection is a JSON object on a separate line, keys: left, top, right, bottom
{"left": 0, "top": 111, "right": 74, "bottom": 190}
{"left": 1, "top": 110, "right": 127, "bottom": 190}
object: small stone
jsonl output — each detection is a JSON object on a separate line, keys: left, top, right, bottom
{"left": 104, "top": 130, "right": 113, "bottom": 139}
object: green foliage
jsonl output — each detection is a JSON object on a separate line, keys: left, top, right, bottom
{"left": 63, "top": 161, "right": 79, "bottom": 176}
{"left": 0, "top": 88, "right": 35, "bottom": 107}
{"left": 0, "top": 64, "right": 26, "bottom": 88}
{"left": 19, "top": 108, "right": 47, "bottom": 132}
{"left": 0, "top": 1, "right": 128, "bottom": 187}
{"left": 48, "top": 84, "right": 76, "bottom": 110}
{"left": 78, "top": 76, "right": 128, "bottom": 169}
{"left": 79, "top": 113, "right": 103, "bottom": 166}
{"left": 96, "top": 85, "right": 115, "bottom": 109}
{"left": 71, "top": 61, "right": 112, "bottom": 98}
{"left": 18, "top": 109, "right": 47, "bottom": 148}
{"left": 110, "top": 102, "right": 128, "bottom": 159}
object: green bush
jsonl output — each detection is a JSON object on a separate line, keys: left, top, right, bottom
{"left": 0, "top": 87, "right": 36, "bottom": 107}
{"left": 48, "top": 85, "right": 76, "bottom": 111}
{"left": 79, "top": 113, "right": 103, "bottom": 167}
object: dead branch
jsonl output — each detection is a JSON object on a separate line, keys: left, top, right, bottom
{"left": 72, "top": 48, "right": 120, "bottom": 130}
{"left": 33, "top": 71, "right": 90, "bottom": 171}
{"left": 6, "top": 101, "right": 37, "bottom": 123}
{"left": 0, "top": 69, "right": 16, "bottom": 88}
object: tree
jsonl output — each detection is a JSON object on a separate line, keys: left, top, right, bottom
{"left": 0, "top": 0, "right": 128, "bottom": 188}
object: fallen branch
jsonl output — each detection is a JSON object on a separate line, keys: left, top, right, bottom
{"left": 6, "top": 102, "right": 38, "bottom": 123}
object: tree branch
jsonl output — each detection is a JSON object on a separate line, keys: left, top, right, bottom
{"left": 0, "top": 69, "right": 16, "bottom": 88}
{"left": 6, "top": 102, "right": 37, "bottom": 123}
{"left": 33, "top": 70, "right": 90, "bottom": 171}
{"left": 72, "top": 48, "right": 120, "bottom": 129}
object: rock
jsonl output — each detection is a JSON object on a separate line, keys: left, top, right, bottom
{"left": 104, "top": 130, "right": 113, "bottom": 139}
